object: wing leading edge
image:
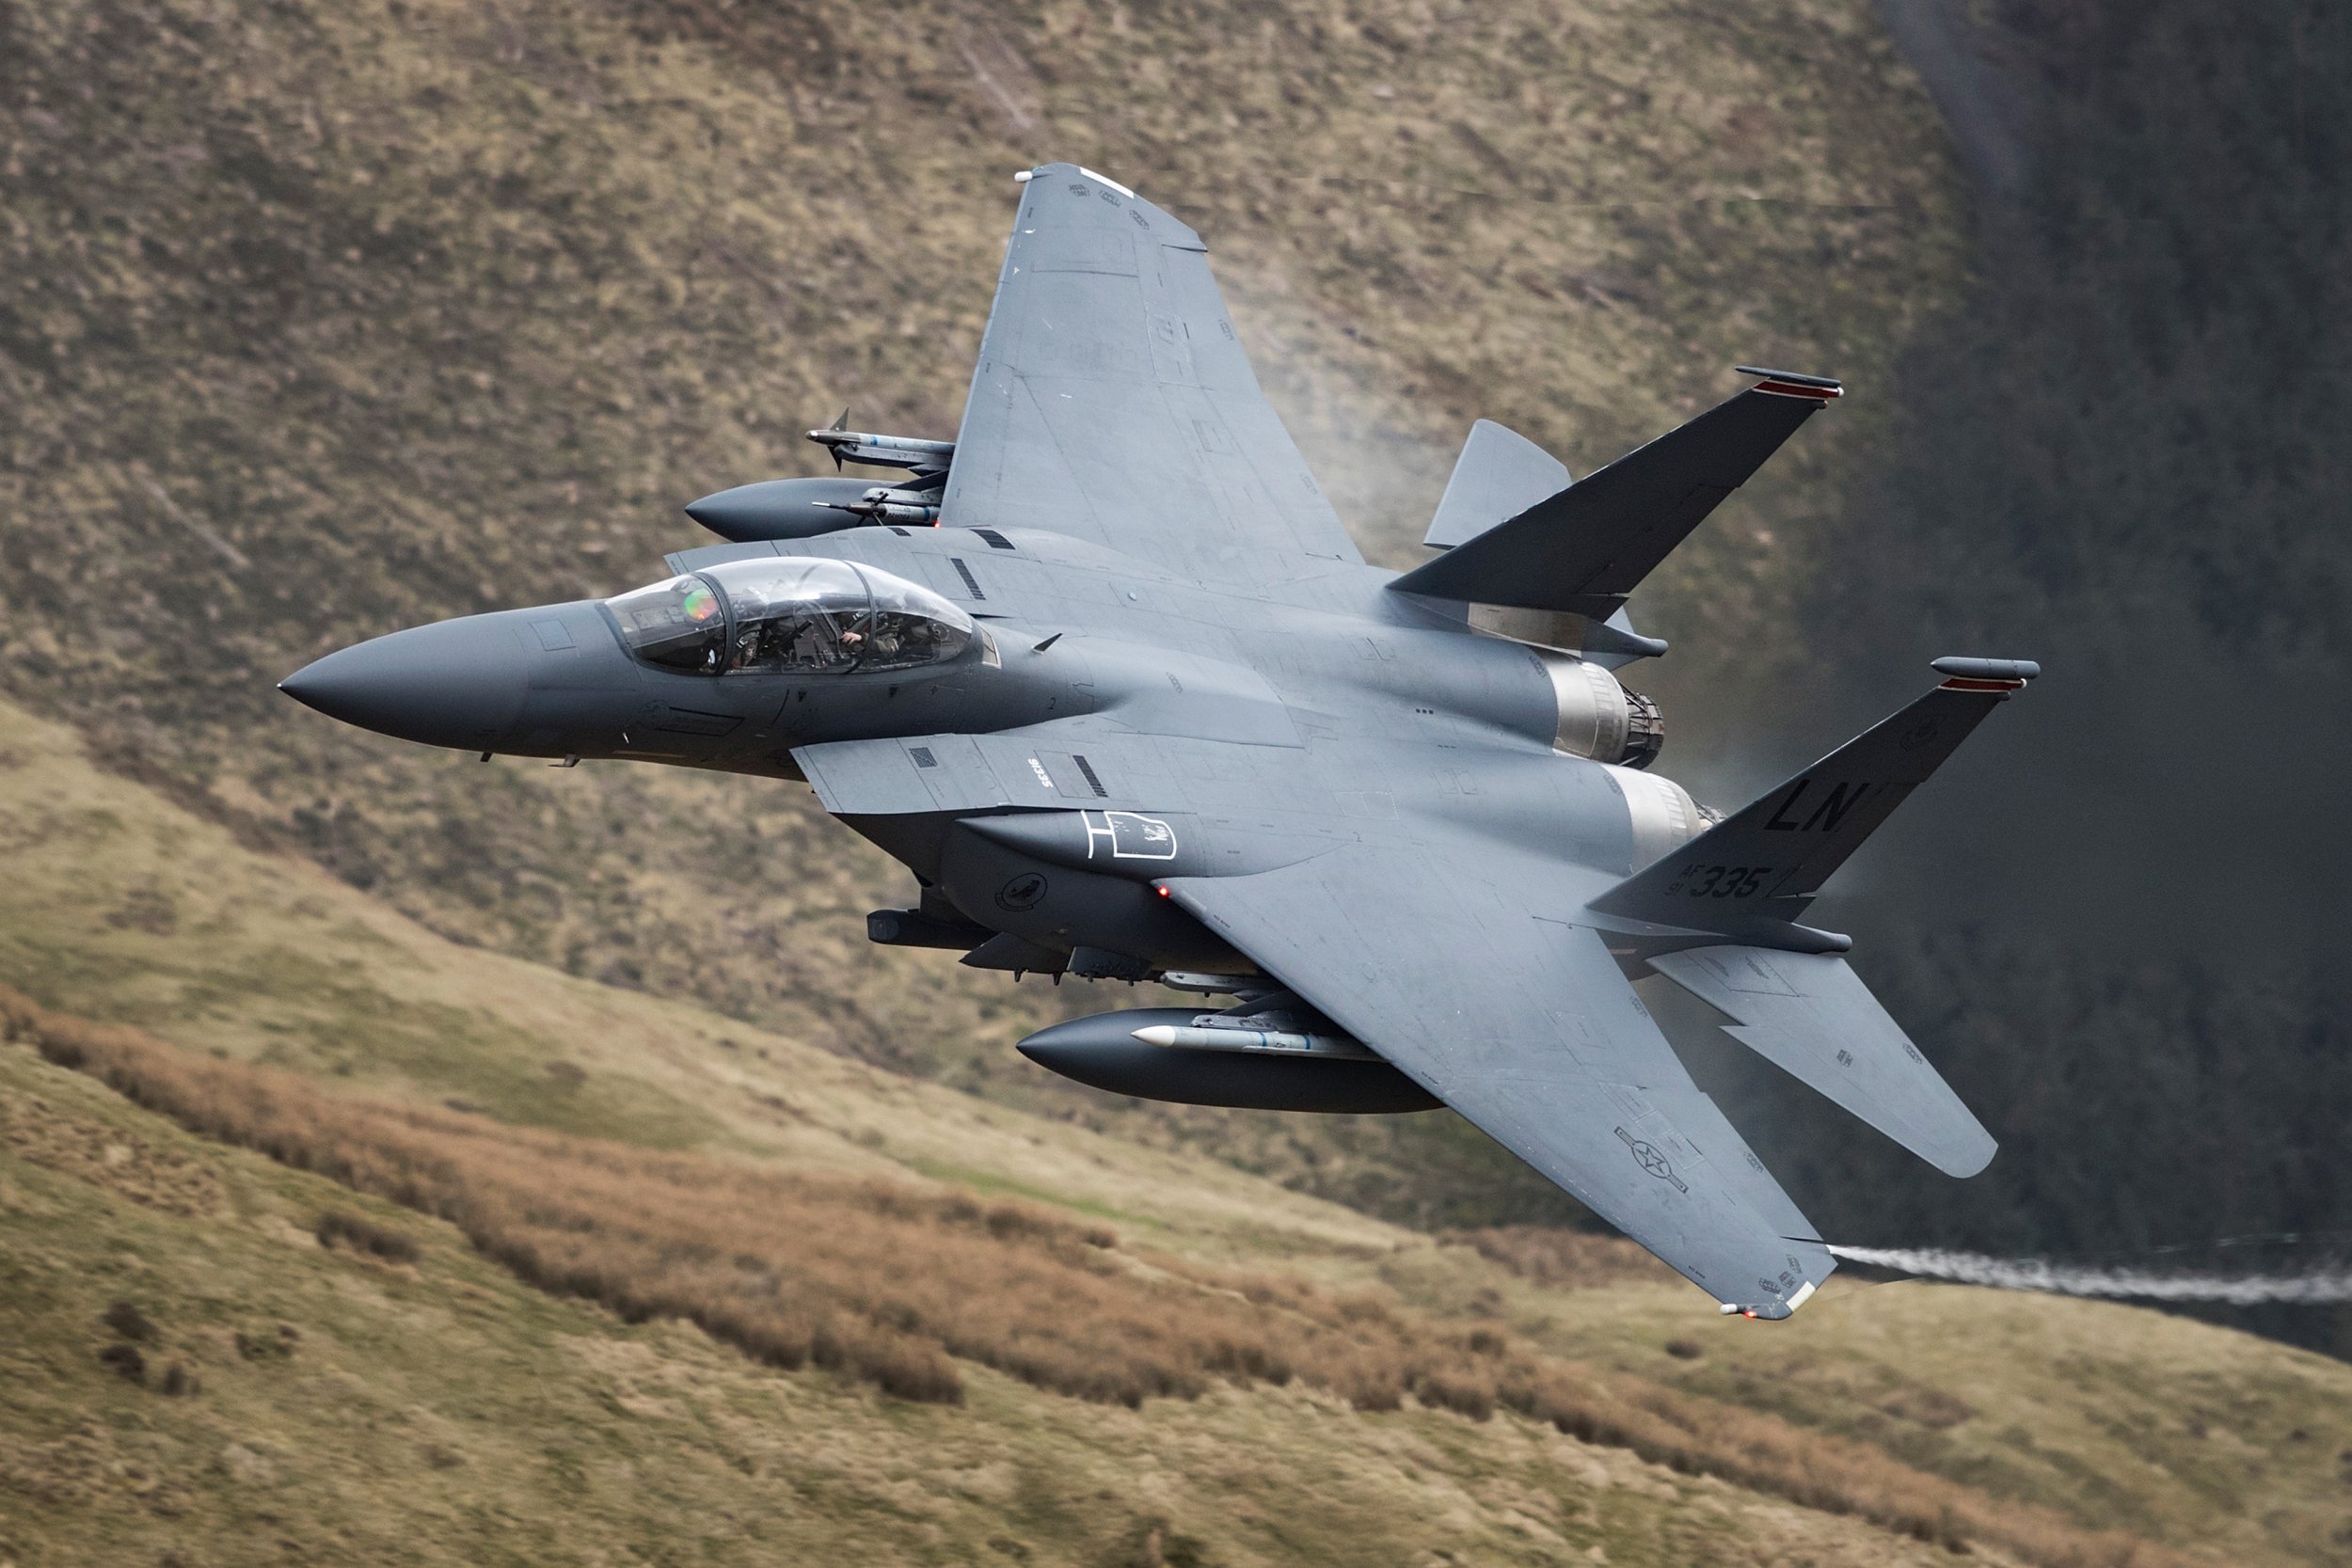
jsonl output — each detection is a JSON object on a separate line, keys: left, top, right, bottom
{"left": 944, "top": 166, "right": 1361, "bottom": 581}
{"left": 1164, "top": 832, "right": 1835, "bottom": 1318}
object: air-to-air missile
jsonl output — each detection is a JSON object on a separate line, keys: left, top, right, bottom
{"left": 682, "top": 421, "right": 953, "bottom": 541}
{"left": 802, "top": 422, "right": 955, "bottom": 473}
{"left": 819, "top": 487, "right": 944, "bottom": 526}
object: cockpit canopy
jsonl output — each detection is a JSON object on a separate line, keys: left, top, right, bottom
{"left": 604, "top": 558, "right": 976, "bottom": 676}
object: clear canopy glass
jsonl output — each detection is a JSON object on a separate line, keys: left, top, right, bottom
{"left": 605, "top": 558, "right": 975, "bottom": 676}
{"left": 605, "top": 574, "right": 726, "bottom": 673}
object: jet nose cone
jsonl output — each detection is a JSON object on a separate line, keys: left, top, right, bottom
{"left": 279, "top": 615, "right": 530, "bottom": 750}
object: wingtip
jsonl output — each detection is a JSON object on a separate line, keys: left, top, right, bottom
{"left": 1934, "top": 1134, "right": 2000, "bottom": 1180}
{"left": 1720, "top": 1278, "right": 1820, "bottom": 1320}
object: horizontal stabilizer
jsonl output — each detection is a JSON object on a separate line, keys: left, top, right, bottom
{"left": 1389, "top": 369, "right": 1840, "bottom": 618}
{"left": 1649, "top": 946, "right": 1994, "bottom": 1177}
{"left": 1587, "top": 657, "right": 2039, "bottom": 948}
{"left": 1424, "top": 420, "right": 1571, "bottom": 549}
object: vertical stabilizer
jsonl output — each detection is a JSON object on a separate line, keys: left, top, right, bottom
{"left": 1586, "top": 656, "right": 2041, "bottom": 947}
{"left": 1424, "top": 420, "right": 1570, "bottom": 549}
{"left": 1392, "top": 369, "right": 1841, "bottom": 619}
{"left": 1425, "top": 421, "right": 1664, "bottom": 663}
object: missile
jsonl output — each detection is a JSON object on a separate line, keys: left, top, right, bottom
{"left": 1130, "top": 1023, "right": 1374, "bottom": 1059}
{"left": 861, "top": 503, "right": 941, "bottom": 524}
{"left": 805, "top": 422, "right": 956, "bottom": 473}
{"left": 818, "top": 486, "right": 944, "bottom": 525}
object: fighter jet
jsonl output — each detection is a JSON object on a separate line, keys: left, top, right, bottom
{"left": 282, "top": 164, "right": 2036, "bottom": 1319}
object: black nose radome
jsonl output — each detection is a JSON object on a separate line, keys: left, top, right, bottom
{"left": 280, "top": 615, "right": 530, "bottom": 750}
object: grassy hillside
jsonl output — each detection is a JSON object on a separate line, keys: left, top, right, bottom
{"left": 6, "top": 699, "right": 2352, "bottom": 1567}
{"left": 0, "top": 1038, "right": 2094, "bottom": 1568}
{"left": 0, "top": 0, "right": 1967, "bottom": 1224}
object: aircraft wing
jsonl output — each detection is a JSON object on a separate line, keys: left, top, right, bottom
{"left": 1164, "top": 831, "right": 1836, "bottom": 1317}
{"left": 943, "top": 165, "right": 1362, "bottom": 582}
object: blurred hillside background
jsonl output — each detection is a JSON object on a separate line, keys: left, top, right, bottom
{"left": 3, "top": 0, "right": 2347, "bottom": 1354}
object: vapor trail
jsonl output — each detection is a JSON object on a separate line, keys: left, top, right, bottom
{"left": 1827, "top": 1245, "right": 2352, "bottom": 1305}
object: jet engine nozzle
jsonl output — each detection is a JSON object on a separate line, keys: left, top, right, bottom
{"left": 1619, "top": 685, "right": 1664, "bottom": 770}
{"left": 1539, "top": 652, "right": 1663, "bottom": 768}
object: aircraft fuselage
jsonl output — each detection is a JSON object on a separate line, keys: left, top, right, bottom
{"left": 281, "top": 524, "right": 1695, "bottom": 956}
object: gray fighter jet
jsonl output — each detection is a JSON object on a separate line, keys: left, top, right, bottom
{"left": 282, "top": 164, "right": 2036, "bottom": 1319}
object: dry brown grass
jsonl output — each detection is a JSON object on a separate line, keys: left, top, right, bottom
{"left": 3, "top": 985, "right": 2205, "bottom": 1568}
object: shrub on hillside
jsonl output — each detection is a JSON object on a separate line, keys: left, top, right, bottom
{"left": 101, "top": 1300, "right": 158, "bottom": 1343}
{"left": 316, "top": 1208, "right": 422, "bottom": 1263}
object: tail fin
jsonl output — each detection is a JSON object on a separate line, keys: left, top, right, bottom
{"left": 1423, "top": 420, "right": 1570, "bottom": 549}
{"left": 1422, "top": 420, "right": 1669, "bottom": 665}
{"left": 1587, "top": 657, "right": 2040, "bottom": 951}
{"left": 1390, "top": 368, "right": 1840, "bottom": 620}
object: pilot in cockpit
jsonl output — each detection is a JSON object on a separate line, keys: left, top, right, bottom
{"left": 605, "top": 558, "right": 974, "bottom": 678}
